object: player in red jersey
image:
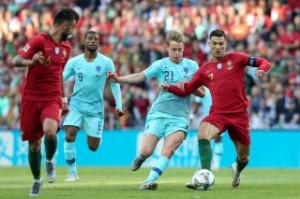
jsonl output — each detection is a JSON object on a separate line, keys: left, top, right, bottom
{"left": 11, "top": 8, "right": 79, "bottom": 196}
{"left": 160, "top": 29, "right": 271, "bottom": 189}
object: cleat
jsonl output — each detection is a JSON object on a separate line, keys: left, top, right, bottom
{"left": 185, "top": 181, "right": 196, "bottom": 190}
{"left": 231, "top": 163, "right": 241, "bottom": 188}
{"left": 131, "top": 156, "right": 145, "bottom": 171}
{"left": 65, "top": 173, "right": 79, "bottom": 182}
{"left": 29, "top": 180, "right": 42, "bottom": 196}
{"left": 139, "top": 181, "right": 158, "bottom": 190}
{"left": 46, "top": 161, "right": 56, "bottom": 183}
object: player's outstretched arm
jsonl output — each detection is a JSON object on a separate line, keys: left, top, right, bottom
{"left": 107, "top": 71, "right": 146, "bottom": 84}
{"left": 177, "top": 81, "right": 205, "bottom": 98}
{"left": 192, "top": 85, "right": 205, "bottom": 98}
{"left": 12, "top": 52, "right": 44, "bottom": 67}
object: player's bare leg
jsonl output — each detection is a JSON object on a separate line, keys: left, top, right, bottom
{"left": 232, "top": 140, "right": 249, "bottom": 188}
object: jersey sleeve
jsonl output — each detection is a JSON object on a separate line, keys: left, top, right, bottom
{"left": 106, "top": 58, "right": 116, "bottom": 73}
{"left": 63, "top": 58, "right": 75, "bottom": 81}
{"left": 234, "top": 52, "right": 271, "bottom": 72}
{"left": 168, "top": 68, "right": 204, "bottom": 97}
{"left": 18, "top": 35, "right": 44, "bottom": 59}
{"left": 143, "top": 60, "right": 160, "bottom": 80}
{"left": 107, "top": 58, "right": 122, "bottom": 109}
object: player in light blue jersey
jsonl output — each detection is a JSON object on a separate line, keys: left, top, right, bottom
{"left": 107, "top": 30, "right": 205, "bottom": 190}
{"left": 62, "top": 31, "right": 124, "bottom": 182}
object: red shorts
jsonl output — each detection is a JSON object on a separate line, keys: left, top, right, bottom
{"left": 202, "top": 111, "right": 250, "bottom": 145}
{"left": 20, "top": 100, "right": 61, "bottom": 141}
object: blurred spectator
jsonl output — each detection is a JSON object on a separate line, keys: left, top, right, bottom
{"left": 0, "top": 0, "right": 300, "bottom": 130}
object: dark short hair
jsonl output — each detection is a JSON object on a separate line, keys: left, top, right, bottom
{"left": 53, "top": 8, "right": 80, "bottom": 25}
{"left": 209, "top": 29, "right": 227, "bottom": 41}
{"left": 84, "top": 30, "right": 99, "bottom": 39}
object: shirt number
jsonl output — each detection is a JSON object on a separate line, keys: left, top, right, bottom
{"left": 164, "top": 71, "right": 174, "bottom": 82}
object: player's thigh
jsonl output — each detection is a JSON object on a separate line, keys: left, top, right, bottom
{"left": 139, "top": 133, "right": 160, "bottom": 156}
{"left": 40, "top": 102, "right": 61, "bottom": 133}
{"left": 162, "top": 130, "right": 186, "bottom": 157}
{"left": 228, "top": 112, "right": 250, "bottom": 145}
{"left": 164, "top": 116, "right": 189, "bottom": 138}
{"left": 144, "top": 115, "right": 165, "bottom": 139}
{"left": 20, "top": 101, "right": 43, "bottom": 141}
{"left": 82, "top": 115, "right": 104, "bottom": 139}
{"left": 201, "top": 114, "right": 225, "bottom": 140}
{"left": 63, "top": 109, "right": 83, "bottom": 129}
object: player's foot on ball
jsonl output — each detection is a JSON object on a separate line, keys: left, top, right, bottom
{"left": 185, "top": 181, "right": 196, "bottom": 190}
{"left": 131, "top": 156, "right": 145, "bottom": 171}
{"left": 65, "top": 173, "right": 79, "bottom": 182}
{"left": 231, "top": 163, "right": 241, "bottom": 188}
{"left": 139, "top": 181, "right": 158, "bottom": 190}
{"left": 46, "top": 161, "right": 56, "bottom": 183}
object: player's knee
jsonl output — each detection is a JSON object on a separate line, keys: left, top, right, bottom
{"left": 161, "top": 148, "right": 175, "bottom": 158}
{"left": 65, "top": 133, "right": 76, "bottom": 142}
{"left": 239, "top": 155, "right": 249, "bottom": 163}
{"left": 30, "top": 143, "right": 41, "bottom": 152}
{"left": 88, "top": 143, "right": 99, "bottom": 151}
{"left": 44, "top": 128, "right": 57, "bottom": 139}
{"left": 139, "top": 148, "right": 152, "bottom": 158}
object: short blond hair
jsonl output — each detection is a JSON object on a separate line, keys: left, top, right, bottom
{"left": 166, "top": 30, "right": 185, "bottom": 45}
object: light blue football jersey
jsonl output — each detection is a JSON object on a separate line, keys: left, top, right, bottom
{"left": 63, "top": 52, "right": 122, "bottom": 117}
{"left": 143, "top": 57, "right": 199, "bottom": 118}
{"left": 195, "top": 86, "right": 212, "bottom": 116}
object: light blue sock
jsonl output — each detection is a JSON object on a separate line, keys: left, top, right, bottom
{"left": 213, "top": 141, "right": 223, "bottom": 167}
{"left": 64, "top": 141, "right": 77, "bottom": 175}
{"left": 145, "top": 156, "right": 169, "bottom": 183}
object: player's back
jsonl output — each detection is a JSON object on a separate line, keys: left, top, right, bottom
{"left": 144, "top": 58, "right": 198, "bottom": 118}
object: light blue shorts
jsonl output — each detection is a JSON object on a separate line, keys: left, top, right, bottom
{"left": 144, "top": 112, "right": 189, "bottom": 139}
{"left": 63, "top": 109, "right": 104, "bottom": 138}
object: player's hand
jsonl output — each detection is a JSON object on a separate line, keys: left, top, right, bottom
{"left": 115, "top": 108, "right": 124, "bottom": 117}
{"left": 177, "top": 81, "right": 186, "bottom": 91}
{"left": 60, "top": 103, "right": 69, "bottom": 117}
{"left": 106, "top": 71, "right": 119, "bottom": 82}
{"left": 32, "top": 51, "right": 44, "bottom": 65}
{"left": 160, "top": 83, "right": 170, "bottom": 91}
{"left": 255, "top": 70, "right": 265, "bottom": 80}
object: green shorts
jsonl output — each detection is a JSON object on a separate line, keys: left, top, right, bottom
{"left": 63, "top": 109, "right": 104, "bottom": 138}
{"left": 144, "top": 112, "right": 189, "bottom": 139}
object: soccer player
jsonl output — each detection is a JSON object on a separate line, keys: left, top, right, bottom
{"left": 11, "top": 8, "right": 79, "bottom": 196}
{"left": 191, "top": 87, "right": 223, "bottom": 171}
{"left": 160, "top": 29, "right": 271, "bottom": 189}
{"left": 107, "top": 30, "right": 205, "bottom": 190}
{"left": 63, "top": 30, "right": 124, "bottom": 182}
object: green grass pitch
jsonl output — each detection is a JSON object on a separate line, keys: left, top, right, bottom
{"left": 0, "top": 167, "right": 299, "bottom": 199}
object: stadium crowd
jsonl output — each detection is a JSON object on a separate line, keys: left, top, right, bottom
{"left": 0, "top": 0, "right": 299, "bottom": 130}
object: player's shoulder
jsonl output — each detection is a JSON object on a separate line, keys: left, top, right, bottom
{"left": 183, "top": 58, "right": 198, "bottom": 65}
{"left": 31, "top": 33, "right": 47, "bottom": 42}
{"left": 97, "top": 52, "right": 112, "bottom": 62}
{"left": 60, "top": 40, "right": 71, "bottom": 49}
{"left": 227, "top": 52, "right": 249, "bottom": 59}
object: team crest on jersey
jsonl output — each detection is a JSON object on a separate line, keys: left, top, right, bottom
{"left": 217, "top": 63, "right": 222, "bottom": 69}
{"left": 55, "top": 47, "right": 59, "bottom": 55}
{"left": 96, "top": 66, "right": 101, "bottom": 77}
{"left": 226, "top": 60, "right": 234, "bottom": 70}
{"left": 23, "top": 44, "right": 30, "bottom": 52}
{"left": 183, "top": 67, "right": 189, "bottom": 74}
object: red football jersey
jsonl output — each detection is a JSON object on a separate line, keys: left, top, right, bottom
{"left": 19, "top": 33, "right": 71, "bottom": 102}
{"left": 169, "top": 52, "right": 271, "bottom": 114}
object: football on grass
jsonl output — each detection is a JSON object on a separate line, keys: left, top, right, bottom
{"left": 192, "top": 169, "right": 215, "bottom": 190}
